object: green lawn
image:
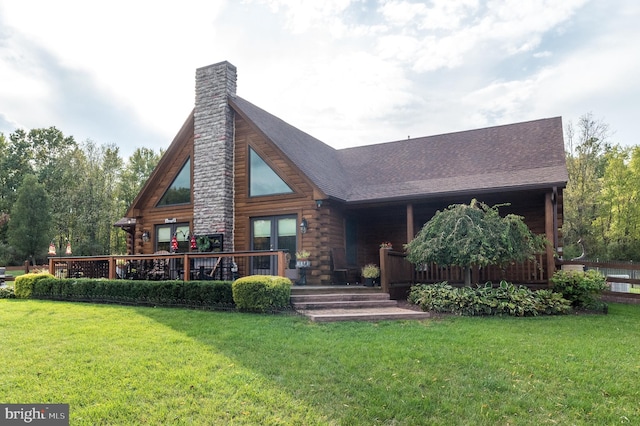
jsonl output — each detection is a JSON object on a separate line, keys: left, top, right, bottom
{"left": 1, "top": 300, "right": 639, "bottom": 425}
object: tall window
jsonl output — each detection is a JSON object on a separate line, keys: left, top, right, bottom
{"left": 251, "top": 215, "right": 297, "bottom": 272}
{"left": 157, "top": 158, "right": 191, "bottom": 206}
{"left": 249, "top": 148, "right": 293, "bottom": 197}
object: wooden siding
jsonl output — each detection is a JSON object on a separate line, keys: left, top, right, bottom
{"left": 233, "top": 114, "right": 331, "bottom": 284}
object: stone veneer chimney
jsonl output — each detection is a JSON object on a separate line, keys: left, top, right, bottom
{"left": 193, "top": 61, "right": 237, "bottom": 250}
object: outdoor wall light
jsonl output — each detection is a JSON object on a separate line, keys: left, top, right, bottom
{"left": 142, "top": 231, "right": 150, "bottom": 243}
{"left": 300, "top": 218, "right": 308, "bottom": 234}
{"left": 315, "top": 199, "right": 323, "bottom": 209}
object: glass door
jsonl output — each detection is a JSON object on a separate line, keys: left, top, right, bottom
{"left": 251, "top": 215, "right": 297, "bottom": 275}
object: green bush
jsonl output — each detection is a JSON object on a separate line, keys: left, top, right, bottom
{"left": 232, "top": 275, "right": 292, "bottom": 312}
{"left": 0, "top": 286, "right": 15, "bottom": 298}
{"left": 408, "top": 281, "right": 571, "bottom": 316}
{"left": 29, "top": 277, "right": 234, "bottom": 308}
{"left": 550, "top": 269, "right": 607, "bottom": 309}
{"left": 14, "top": 272, "right": 55, "bottom": 298}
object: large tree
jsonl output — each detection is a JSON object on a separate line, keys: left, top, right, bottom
{"left": 405, "top": 200, "right": 546, "bottom": 286}
{"left": 7, "top": 174, "right": 52, "bottom": 263}
{"left": 563, "top": 113, "right": 612, "bottom": 259}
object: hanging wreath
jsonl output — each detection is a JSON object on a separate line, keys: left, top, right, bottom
{"left": 196, "top": 235, "right": 211, "bottom": 252}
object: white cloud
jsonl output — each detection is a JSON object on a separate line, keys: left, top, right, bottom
{"left": 0, "top": 0, "right": 638, "bottom": 155}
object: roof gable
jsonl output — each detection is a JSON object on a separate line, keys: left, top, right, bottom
{"left": 230, "top": 97, "right": 351, "bottom": 200}
{"left": 231, "top": 96, "right": 567, "bottom": 203}
{"left": 126, "top": 110, "right": 194, "bottom": 215}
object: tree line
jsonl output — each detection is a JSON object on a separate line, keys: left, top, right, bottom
{"left": 0, "top": 127, "right": 161, "bottom": 265}
{"left": 563, "top": 113, "right": 640, "bottom": 261}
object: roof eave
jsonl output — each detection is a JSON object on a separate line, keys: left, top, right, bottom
{"left": 344, "top": 181, "right": 568, "bottom": 206}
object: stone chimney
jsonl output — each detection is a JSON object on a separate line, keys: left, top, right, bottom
{"left": 193, "top": 61, "right": 237, "bottom": 250}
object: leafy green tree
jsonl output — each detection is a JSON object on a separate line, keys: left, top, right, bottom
{"left": 118, "top": 147, "right": 162, "bottom": 208}
{"left": 563, "top": 113, "right": 612, "bottom": 259}
{"left": 405, "top": 200, "right": 545, "bottom": 285}
{"left": 0, "top": 127, "right": 164, "bottom": 261}
{"left": 7, "top": 175, "right": 52, "bottom": 263}
{"left": 592, "top": 146, "right": 640, "bottom": 260}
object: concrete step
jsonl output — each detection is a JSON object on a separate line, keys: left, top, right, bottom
{"left": 290, "top": 285, "right": 430, "bottom": 322}
{"left": 291, "top": 292, "right": 391, "bottom": 303}
{"left": 291, "top": 285, "right": 382, "bottom": 295}
{"left": 292, "top": 299, "right": 399, "bottom": 310}
{"left": 301, "top": 307, "right": 431, "bottom": 322}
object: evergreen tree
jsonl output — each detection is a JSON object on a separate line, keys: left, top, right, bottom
{"left": 7, "top": 175, "right": 52, "bottom": 263}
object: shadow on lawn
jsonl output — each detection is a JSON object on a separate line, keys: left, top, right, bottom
{"left": 134, "top": 307, "right": 432, "bottom": 424}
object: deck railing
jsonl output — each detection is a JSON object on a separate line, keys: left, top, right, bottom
{"left": 379, "top": 248, "right": 548, "bottom": 293}
{"left": 48, "top": 250, "right": 288, "bottom": 281}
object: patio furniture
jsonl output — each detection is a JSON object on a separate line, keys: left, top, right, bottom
{"left": 331, "top": 248, "right": 358, "bottom": 285}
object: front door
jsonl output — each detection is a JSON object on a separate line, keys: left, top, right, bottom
{"left": 251, "top": 215, "right": 297, "bottom": 275}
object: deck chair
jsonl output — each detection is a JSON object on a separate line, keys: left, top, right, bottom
{"left": 331, "top": 248, "right": 358, "bottom": 285}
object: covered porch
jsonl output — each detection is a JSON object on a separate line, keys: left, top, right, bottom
{"left": 333, "top": 188, "right": 561, "bottom": 289}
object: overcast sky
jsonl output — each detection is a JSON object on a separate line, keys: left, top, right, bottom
{"left": 0, "top": 0, "right": 638, "bottom": 158}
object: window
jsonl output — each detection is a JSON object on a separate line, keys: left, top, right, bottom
{"left": 157, "top": 158, "right": 191, "bottom": 206}
{"left": 249, "top": 148, "right": 293, "bottom": 197}
{"left": 156, "top": 224, "right": 190, "bottom": 253}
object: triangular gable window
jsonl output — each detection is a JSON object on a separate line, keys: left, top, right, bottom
{"left": 157, "top": 158, "right": 191, "bottom": 206}
{"left": 249, "top": 147, "right": 293, "bottom": 197}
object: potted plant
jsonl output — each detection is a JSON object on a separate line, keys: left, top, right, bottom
{"left": 295, "top": 250, "right": 311, "bottom": 269}
{"left": 362, "top": 263, "right": 380, "bottom": 287}
{"left": 380, "top": 242, "right": 392, "bottom": 249}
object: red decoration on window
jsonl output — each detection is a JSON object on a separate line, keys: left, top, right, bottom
{"left": 171, "top": 234, "right": 179, "bottom": 252}
{"left": 190, "top": 235, "right": 197, "bottom": 250}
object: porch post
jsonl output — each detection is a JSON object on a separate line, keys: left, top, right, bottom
{"left": 277, "top": 251, "right": 286, "bottom": 277}
{"left": 545, "top": 192, "right": 556, "bottom": 286}
{"left": 380, "top": 247, "right": 390, "bottom": 293}
{"left": 108, "top": 256, "right": 116, "bottom": 280}
{"left": 406, "top": 203, "right": 414, "bottom": 244}
{"left": 183, "top": 254, "right": 190, "bottom": 281}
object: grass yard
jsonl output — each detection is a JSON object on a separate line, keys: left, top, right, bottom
{"left": 1, "top": 300, "right": 639, "bottom": 425}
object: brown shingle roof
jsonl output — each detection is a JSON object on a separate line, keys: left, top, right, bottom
{"left": 231, "top": 96, "right": 567, "bottom": 203}
{"left": 339, "top": 117, "right": 568, "bottom": 202}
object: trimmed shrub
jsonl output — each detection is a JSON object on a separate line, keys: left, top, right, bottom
{"left": 232, "top": 275, "right": 292, "bottom": 312}
{"left": 550, "top": 270, "right": 607, "bottom": 309}
{"left": 408, "top": 281, "right": 571, "bottom": 316}
{"left": 14, "top": 272, "right": 55, "bottom": 298}
{"left": 29, "top": 277, "right": 234, "bottom": 309}
{"left": 0, "top": 286, "right": 15, "bottom": 299}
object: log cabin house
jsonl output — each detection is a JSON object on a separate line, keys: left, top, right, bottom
{"left": 115, "top": 61, "right": 568, "bottom": 286}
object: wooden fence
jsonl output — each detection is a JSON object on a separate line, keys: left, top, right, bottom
{"left": 380, "top": 248, "right": 548, "bottom": 295}
{"left": 379, "top": 252, "right": 640, "bottom": 302}
{"left": 561, "top": 259, "right": 640, "bottom": 297}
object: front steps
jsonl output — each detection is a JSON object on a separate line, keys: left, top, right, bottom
{"left": 291, "top": 286, "right": 430, "bottom": 322}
